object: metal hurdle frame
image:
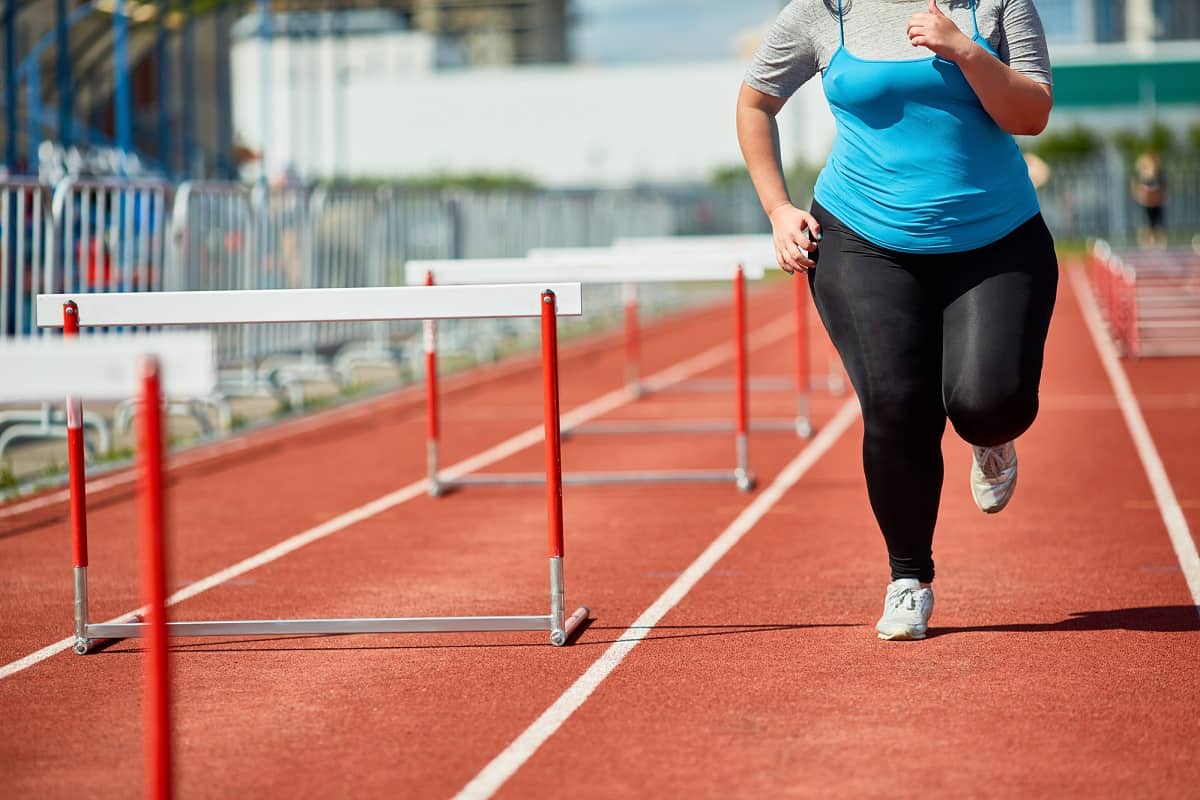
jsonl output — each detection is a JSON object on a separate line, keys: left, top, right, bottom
{"left": 36, "top": 284, "right": 591, "bottom": 651}
{"left": 1, "top": 332, "right": 217, "bottom": 800}
{"left": 610, "top": 235, "right": 849, "bottom": 437}
{"left": 405, "top": 256, "right": 762, "bottom": 495}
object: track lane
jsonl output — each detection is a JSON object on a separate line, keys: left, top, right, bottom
{"left": 483, "top": 264, "right": 1200, "bottom": 799}
{"left": 1, "top": 281, "right": 852, "bottom": 798}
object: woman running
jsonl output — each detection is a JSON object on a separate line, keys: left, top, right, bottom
{"left": 736, "top": 0, "right": 1058, "bottom": 640}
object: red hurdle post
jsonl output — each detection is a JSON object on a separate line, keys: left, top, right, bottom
{"left": 733, "top": 266, "right": 754, "bottom": 492}
{"left": 540, "top": 290, "right": 576, "bottom": 645}
{"left": 62, "top": 301, "right": 92, "bottom": 655}
{"left": 424, "top": 272, "right": 442, "bottom": 496}
{"left": 137, "top": 356, "right": 171, "bottom": 800}
{"left": 1123, "top": 267, "right": 1139, "bottom": 358}
{"left": 622, "top": 282, "right": 641, "bottom": 396}
{"left": 793, "top": 273, "right": 813, "bottom": 438}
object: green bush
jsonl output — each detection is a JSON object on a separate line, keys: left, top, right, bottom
{"left": 1029, "top": 125, "right": 1101, "bottom": 164}
{"left": 1113, "top": 121, "right": 1176, "bottom": 162}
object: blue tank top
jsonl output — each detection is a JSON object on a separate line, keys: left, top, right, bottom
{"left": 812, "top": 0, "right": 1040, "bottom": 254}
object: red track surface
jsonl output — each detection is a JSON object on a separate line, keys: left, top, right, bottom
{"left": 1, "top": 266, "right": 1197, "bottom": 798}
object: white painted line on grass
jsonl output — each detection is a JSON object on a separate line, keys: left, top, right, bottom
{"left": 453, "top": 397, "right": 862, "bottom": 800}
{"left": 1069, "top": 265, "right": 1200, "bottom": 614}
{"left": 0, "top": 315, "right": 796, "bottom": 681}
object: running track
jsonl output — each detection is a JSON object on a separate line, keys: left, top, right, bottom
{"left": 1, "top": 264, "right": 1197, "bottom": 798}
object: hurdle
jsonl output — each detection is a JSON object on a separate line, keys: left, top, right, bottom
{"left": 406, "top": 255, "right": 761, "bottom": 494}
{"left": 1089, "top": 240, "right": 1200, "bottom": 358}
{"left": 1, "top": 331, "right": 217, "bottom": 800}
{"left": 611, "top": 235, "right": 848, "bottom": 436}
{"left": 36, "top": 283, "right": 590, "bottom": 650}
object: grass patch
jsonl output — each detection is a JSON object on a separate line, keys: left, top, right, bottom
{"left": 0, "top": 460, "right": 18, "bottom": 498}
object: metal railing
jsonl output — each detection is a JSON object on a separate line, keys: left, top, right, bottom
{"left": 1, "top": 177, "right": 682, "bottom": 469}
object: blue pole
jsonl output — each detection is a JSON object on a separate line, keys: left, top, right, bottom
{"left": 26, "top": 69, "right": 41, "bottom": 173}
{"left": 258, "top": 0, "right": 272, "bottom": 182}
{"left": 3, "top": 0, "right": 15, "bottom": 170}
{"left": 156, "top": 4, "right": 172, "bottom": 176}
{"left": 55, "top": 0, "right": 73, "bottom": 147}
{"left": 182, "top": 0, "right": 197, "bottom": 175}
{"left": 216, "top": 2, "right": 233, "bottom": 178}
{"left": 113, "top": 0, "right": 132, "bottom": 170}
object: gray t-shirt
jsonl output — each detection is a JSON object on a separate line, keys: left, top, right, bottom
{"left": 745, "top": 0, "right": 1052, "bottom": 98}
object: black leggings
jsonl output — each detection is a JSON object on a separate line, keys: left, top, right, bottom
{"left": 808, "top": 202, "right": 1058, "bottom": 584}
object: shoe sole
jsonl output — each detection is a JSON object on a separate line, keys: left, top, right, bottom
{"left": 876, "top": 626, "right": 927, "bottom": 641}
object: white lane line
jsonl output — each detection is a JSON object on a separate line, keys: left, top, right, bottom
{"left": 1069, "top": 265, "right": 1200, "bottom": 613}
{"left": 0, "top": 316, "right": 796, "bottom": 681}
{"left": 453, "top": 397, "right": 861, "bottom": 800}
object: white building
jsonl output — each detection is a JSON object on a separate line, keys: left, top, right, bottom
{"left": 230, "top": 12, "right": 826, "bottom": 187}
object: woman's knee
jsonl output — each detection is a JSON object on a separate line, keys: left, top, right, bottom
{"left": 946, "top": 387, "right": 1039, "bottom": 446}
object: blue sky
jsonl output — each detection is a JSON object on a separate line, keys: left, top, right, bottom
{"left": 571, "top": 0, "right": 785, "bottom": 63}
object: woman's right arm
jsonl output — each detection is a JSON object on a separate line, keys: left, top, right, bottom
{"left": 736, "top": 83, "right": 821, "bottom": 273}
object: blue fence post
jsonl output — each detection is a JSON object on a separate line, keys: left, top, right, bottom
{"left": 3, "top": 0, "right": 15, "bottom": 170}
{"left": 113, "top": 0, "right": 132, "bottom": 172}
{"left": 26, "top": 69, "right": 41, "bottom": 173}
{"left": 56, "top": 0, "right": 74, "bottom": 148}
{"left": 216, "top": 2, "right": 233, "bottom": 178}
{"left": 156, "top": 2, "right": 173, "bottom": 176}
{"left": 182, "top": 0, "right": 197, "bottom": 175}
{"left": 258, "top": 0, "right": 273, "bottom": 181}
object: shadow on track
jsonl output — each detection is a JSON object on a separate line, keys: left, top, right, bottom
{"left": 933, "top": 605, "right": 1200, "bottom": 636}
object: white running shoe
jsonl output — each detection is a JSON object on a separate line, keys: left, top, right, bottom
{"left": 970, "top": 441, "right": 1018, "bottom": 514}
{"left": 876, "top": 579, "right": 934, "bottom": 641}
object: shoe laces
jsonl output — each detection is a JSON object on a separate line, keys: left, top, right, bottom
{"left": 973, "top": 443, "right": 1012, "bottom": 479}
{"left": 890, "top": 586, "right": 923, "bottom": 611}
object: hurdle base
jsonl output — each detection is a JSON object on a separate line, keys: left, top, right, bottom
{"left": 85, "top": 608, "right": 590, "bottom": 646}
{"left": 444, "top": 469, "right": 746, "bottom": 488}
{"left": 567, "top": 418, "right": 813, "bottom": 437}
{"left": 77, "top": 613, "right": 145, "bottom": 654}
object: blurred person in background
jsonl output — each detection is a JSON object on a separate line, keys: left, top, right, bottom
{"left": 736, "top": 0, "right": 1057, "bottom": 641}
{"left": 1131, "top": 151, "right": 1167, "bottom": 249}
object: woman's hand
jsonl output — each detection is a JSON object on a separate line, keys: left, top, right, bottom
{"left": 769, "top": 204, "right": 821, "bottom": 274}
{"left": 907, "top": 0, "right": 974, "bottom": 62}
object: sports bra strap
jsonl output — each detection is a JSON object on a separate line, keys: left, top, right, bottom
{"left": 969, "top": 0, "right": 980, "bottom": 38}
{"left": 837, "top": 0, "right": 845, "bottom": 45}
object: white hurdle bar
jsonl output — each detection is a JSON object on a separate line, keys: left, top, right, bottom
{"left": 1, "top": 331, "right": 218, "bottom": 800}
{"left": 612, "top": 235, "right": 849, "bottom": 437}
{"left": 405, "top": 256, "right": 759, "bottom": 494}
{"left": 36, "top": 284, "right": 590, "bottom": 650}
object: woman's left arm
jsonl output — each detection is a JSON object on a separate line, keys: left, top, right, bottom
{"left": 908, "top": 0, "right": 1052, "bottom": 136}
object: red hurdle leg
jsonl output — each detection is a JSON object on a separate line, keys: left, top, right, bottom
{"left": 1124, "top": 269, "right": 1139, "bottom": 358}
{"left": 541, "top": 290, "right": 575, "bottom": 645}
{"left": 733, "top": 267, "right": 755, "bottom": 492}
{"left": 622, "top": 282, "right": 641, "bottom": 396}
{"left": 62, "top": 301, "right": 94, "bottom": 655}
{"left": 424, "top": 272, "right": 442, "bottom": 496}
{"left": 793, "top": 274, "right": 813, "bottom": 438}
{"left": 137, "top": 356, "right": 172, "bottom": 800}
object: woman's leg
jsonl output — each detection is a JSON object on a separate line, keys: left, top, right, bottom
{"left": 940, "top": 214, "right": 1059, "bottom": 447}
{"left": 808, "top": 203, "right": 947, "bottom": 584}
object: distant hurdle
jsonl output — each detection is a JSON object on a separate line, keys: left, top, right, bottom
{"left": 1, "top": 331, "right": 217, "bottom": 800}
{"left": 406, "top": 254, "right": 762, "bottom": 494}
{"left": 1088, "top": 240, "right": 1200, "bottom": 358}
{"left": 36, "top": 283, "right": 590, "bottom": 651}
{"left": 612, "top": 234, "right": 847, "bottom": 437}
